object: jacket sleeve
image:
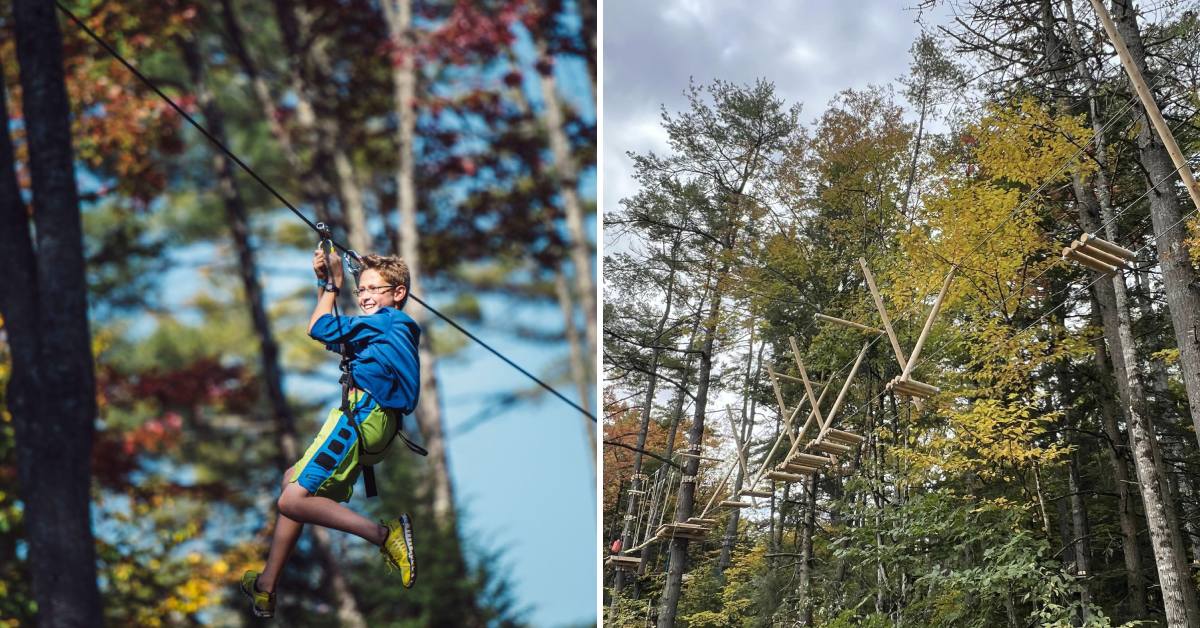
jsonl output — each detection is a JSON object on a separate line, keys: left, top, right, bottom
{"left": 309, "top": 313, "right": 386, "bottom": 345}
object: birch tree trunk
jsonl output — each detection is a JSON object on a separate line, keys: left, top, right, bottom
{"left": 555, "top": 271, "right": 595, "bottom": 474}
{"left": 1110, "top": 0, "right": 1200, "bottom": 453}
{"left": 534, "top": 40, "right": 596, "bottom": 362}
{"left": 382, "top": 0, "right": 457, "bottom": 527}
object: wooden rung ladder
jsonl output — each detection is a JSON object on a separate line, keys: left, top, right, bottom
{"left": 1062, "top": 233, "right": 1134, "bottom": 275}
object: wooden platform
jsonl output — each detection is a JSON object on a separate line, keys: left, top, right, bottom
{"left": 605, "top": 555, "right": 642, "bottom": 570}
{"left": 655, "top": 521, "right": 710, "bottom": 541}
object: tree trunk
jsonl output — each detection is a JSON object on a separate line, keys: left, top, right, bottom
{"left": 534, "top": 38, "right": 596, "bottom": 362}
{"left": 179, "top": 34, "right": 369, "bottom": 628}
{"left": 612, "top": 244, "right": 679, "bottom": 605}
{"left": 798, "top": 475, "right": 817, "bottom": 626}
{"left": 657, "top": 264, "right": 725, "bottom": 627}
{"left": 717, "top": 335, "right": 763, "bottom": 576}
{"left": 5, "top": 4, "right": 104, "bottom": 623}
{"left": 383, "top": 0, "right": 457, "bottom": 527}
{"left": 555, "top": 271, "right": 596, "bottom": 476}
{"left": 1091, "top": 331, "right": 1149, "bottom": 617}
{"left": 1110, "top": 0, "right": 1200, "bottom": 454}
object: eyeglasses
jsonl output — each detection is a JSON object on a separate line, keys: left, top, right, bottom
{"left": 352, "top": 285, "right": 397, "bottom": 297}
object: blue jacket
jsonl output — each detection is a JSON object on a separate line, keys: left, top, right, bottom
{"left": 309, "top": 307, "right": 421, "bottom": 414}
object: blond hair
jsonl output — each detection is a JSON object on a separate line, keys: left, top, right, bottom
{"left": 361, "top": 254, "right": 411, "bottom": 308}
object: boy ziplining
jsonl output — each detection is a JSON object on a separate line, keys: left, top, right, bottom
{"left": 240, "top": 248, "right": 420, "bottom": 618}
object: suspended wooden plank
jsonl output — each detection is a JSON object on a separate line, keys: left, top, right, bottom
{"left": 739, "top": 488, "right": 774, "bottom": 499}
{"left": 687, "top": 517, "right": 718, "bottom": 526}
{"left": 605, "top": 555, "right": 642, "bottom": 570}
{"left": 888, "top": 376, "right": 939, "bottom": 399}
{"left": 678, "top": 452, "right": 723, "bottom": 462}
{"left": 655, "top": 521, "right": 710, "bottom": 541}
{"left": 771, "top": 371, "right": 830, "bottom": 387}
{"left": 766, "top": 469, "right": 809, "bottom": 483}
{"left": 824, "top": 428, "right": 865, "bottom": 444}
{"left": 811, "top": 440, "right": 852, "bottom": 455}
{"left": 720, "top": 499, "right": 752, "bottom": 508}
{"left": 780, "top": 461, "right": 821, "bottom": 475}
{"left": 788, "top": 452, "right": 834, "bottom": 467}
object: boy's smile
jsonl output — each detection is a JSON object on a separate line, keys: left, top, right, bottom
{"left": 356, "top": 269, "right": 407, "bottom": 314}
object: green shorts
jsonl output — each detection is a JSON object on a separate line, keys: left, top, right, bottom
{"left": 290, "top": 390, "right": 398, "bottom": 503}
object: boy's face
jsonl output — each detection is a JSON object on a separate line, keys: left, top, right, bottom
{"left": 356, "top": 269, "right": 407, "bottom": 314}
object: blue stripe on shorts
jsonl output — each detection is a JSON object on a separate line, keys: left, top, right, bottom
{"left": 295, "top": 392, "right": 377, "bottom": 495}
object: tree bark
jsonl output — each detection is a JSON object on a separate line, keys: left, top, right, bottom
{"left": 611, "top": 243, "right": 679, "bottom": 605}
{"left": 5, "top": 3, "right": 104, "bottom": 623}
{"left": 1110, "top": 0, "right": 1200, "bottom": 455}
{"left": 382, "top": 0, "right": 457, "bottom": 527}
{"left": 555, "top": 270, "right": 596, "bottom": 475}
{"left": 1090, "top": 331, "right": 1149, "bottom": 618}
{"left": 534, "top": 39, "right": 596, "bottom": 363}
{"left": 716, "top": 334, "right": 763, "bottom": 577}
{"left": 657, "top": 262, "right": 726, "bottom": 627}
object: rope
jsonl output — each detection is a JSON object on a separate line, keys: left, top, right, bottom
{"left": 55, "top": 1, "right": 595, "bottom": 423}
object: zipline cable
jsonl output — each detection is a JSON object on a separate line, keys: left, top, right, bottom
{"left": 55, "top": 1, "right": 596, "bottom": 422}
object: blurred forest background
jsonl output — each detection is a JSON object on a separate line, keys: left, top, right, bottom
{"left": 0, "top": 0, "right": 596, "bottom": 625}
{"left": 603, "top": 0, "right": 1200, "bottom": 626}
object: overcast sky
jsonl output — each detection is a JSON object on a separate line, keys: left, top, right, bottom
{"left": 602, "top": 0, "right": 957, "bottom": 221}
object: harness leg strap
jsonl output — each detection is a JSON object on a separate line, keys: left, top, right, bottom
{"left": 363, "top": 465, "right": 378, "bottom": 498}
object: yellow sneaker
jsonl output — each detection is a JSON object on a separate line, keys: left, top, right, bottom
{"left": 380, "top": 514, "right": 416, "bottom": 588}
{"left": 239, "top": 570, "right": 275, "bottom": 618}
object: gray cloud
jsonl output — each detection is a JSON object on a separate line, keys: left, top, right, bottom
{"left": 603, "top": 0, "right": 954, "bottom": 211}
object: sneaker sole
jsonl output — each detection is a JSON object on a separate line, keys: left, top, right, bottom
{"left": 239, "top": 577, "right": 274, "bottom": 619}
{"left": 400, "top": 513, "right": 417, "bottom": 589}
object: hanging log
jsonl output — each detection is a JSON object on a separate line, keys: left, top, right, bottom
{"left": 1081, "top": 232, "right": 1136, "bottom": 260}
{"left": 1063, "top": 246, "right": 1119, "bottom": 274}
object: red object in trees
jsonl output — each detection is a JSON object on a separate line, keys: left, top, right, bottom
{"left": 611, "top": 539, "right": 622, "bottom": 553}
